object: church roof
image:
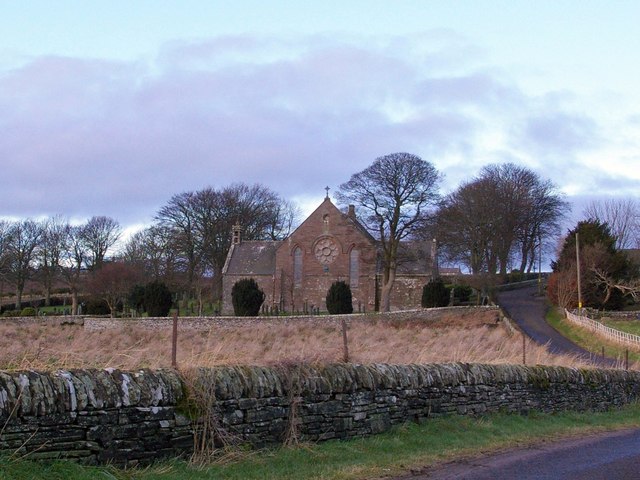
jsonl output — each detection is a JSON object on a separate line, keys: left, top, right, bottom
{"left": 394, "top": 241, "right": 433, "bottom": 275}
{"left": 222, "top": 240, "right": 283, "bottom": 276}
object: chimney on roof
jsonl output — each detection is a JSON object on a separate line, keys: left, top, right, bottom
{"left": 347, "top": 205, "right": 356, "bottom": 219}
{"left": 232, "top": 224, "right": 243, "bottom": 245}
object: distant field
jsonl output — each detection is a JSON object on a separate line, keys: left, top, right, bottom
{"left": 0, "top": 309, "right": 591, "bottom": 371}
{"left": 600, "top": 318, "right": 640, "bottom": 336}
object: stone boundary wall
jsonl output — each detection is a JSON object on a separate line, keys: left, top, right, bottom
{"left": 3, "top": 362, "right": 640, "bottom": 466}
{"left": 83, "top": 306, "right": 500, "bottom": 332}
{"left": 0, "top": 369, "right": 192, "bottom": 465}
{"left": 203, "top": 363, "right": 640, "bottom": 446}
{"left": 0, "top": 316, "right": 86, "bottom": 326}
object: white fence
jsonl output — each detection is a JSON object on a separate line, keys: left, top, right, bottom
{"left": 565, "top": 309, "right": 640, "bottom": 349}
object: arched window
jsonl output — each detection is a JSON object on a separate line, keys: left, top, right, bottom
{"left": 349, "top": 249, "right": 359, "bottom": 288}
{"left": 293, "top": 247, "right": 303, "bottom": 287}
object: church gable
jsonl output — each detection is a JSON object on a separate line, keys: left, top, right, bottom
{"left": 274, "top": 197, "right": 378, "bottom": 312}
{"left": 279, "top": 196, "right": 375, "bottom": 258}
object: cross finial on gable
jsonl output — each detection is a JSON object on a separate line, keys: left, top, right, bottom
{"left": 325, "top": 186, "right": 330, "bottom": 199}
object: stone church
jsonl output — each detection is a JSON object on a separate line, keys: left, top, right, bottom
{"left": 221, "top": 195, "right": 437, "bottom": 314}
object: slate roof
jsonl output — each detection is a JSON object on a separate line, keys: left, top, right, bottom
{"left": 393, "top": 241, "right": 433, "bottom": 275}
{"left": 222, "top": 241, "right": 283, "bottom": 276}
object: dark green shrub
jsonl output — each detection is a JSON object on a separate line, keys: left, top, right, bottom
{"left": 453, "top": 284, "right": 473, "bottom": 303}
{"left": 232, "top": 278, "right": 265, "bottom": 316}
{"left": 128, "top": 284, "right": 146, "bottom": 314}
{"left": 422, "top": 278, "right": 450, "bottom": 308}
{"left": 1, "top": 309, "right": 20, "bottom": 317}
{"left": 84, "top": 298, "right": 110, "bottom": 315}
{"left": 326, "top": 281, "right": 353, "bottom": 314}
{"left": 20, "top": 307, "right": 37, "bottom": 317}
{"left": 143, "top": 281, "right": 173, "bottom": 317}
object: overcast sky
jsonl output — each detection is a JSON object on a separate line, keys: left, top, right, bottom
{"left": 1, "top": 1, "right": 639, "bottom": 235}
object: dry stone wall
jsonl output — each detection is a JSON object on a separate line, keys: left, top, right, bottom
{"left": 203, "top": 363, "right": 640, "bottom": 446}
{"left": 2, "top": 363, "right": 640, "bottom": 466}
{"left": 0, "top": 369, "right": 191, "bottom": 465}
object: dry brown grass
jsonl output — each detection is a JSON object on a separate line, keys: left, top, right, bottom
{"left": 0, "top": 309, "right": 602, "bottom": 371}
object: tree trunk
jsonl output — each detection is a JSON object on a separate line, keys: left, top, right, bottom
{"left": 15, "top": 287, "right": 23, "bottom": 311}
{"left": 380, "top": 267, "right": 397, "bottom": 312}
{"left": 71, "top": 290, "right": 78, "bottom": 315}
{"left": 45, "top": 285, "right": 52, "bottom": 307}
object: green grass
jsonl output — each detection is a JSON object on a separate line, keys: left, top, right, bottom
{"left": 600, "top": 318, "right": 640, "bottom": 336}
{"left": 546, "top": 307, "right": 640, "bottom": 364}
{"left": 4, "top": 404, "right": 640, "bottom": 480}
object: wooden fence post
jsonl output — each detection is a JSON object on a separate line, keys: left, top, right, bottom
{"left": 172, "top": 311, "right": 178, "bottom": 368}
{"left": 341, "top": 318, "right": 350, "bottom": 363}
{"left": 625, "top": 349, "right": 629, "bottom": 371}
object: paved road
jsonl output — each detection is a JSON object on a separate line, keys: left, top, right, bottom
{"left": 497, "top": 286, "right": 616, "bottom": 367}
{"left": 396, "top": 428, "right": 640, "bottom": 480}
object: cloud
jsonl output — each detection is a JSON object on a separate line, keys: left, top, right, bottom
{"left": 0, "top": 32, "right": 635, "bottom": 229}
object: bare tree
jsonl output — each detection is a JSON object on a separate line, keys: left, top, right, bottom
{"left": 155, "top": 191, "right": 202, "bottom": 297}
{"left": 4, "top": 219, "right": 44, "bottom": 310}
{"left": 0, "top": 221, "right": 12, "bottom": 299}
{"left": 195, "top": 183, "right": 298, "bottom": 296}
{"left": 156, "top": 183, "right": 298, "bottom": 303}
{"left": 87, "top": 261, "right": 143, "bottom": 317}
{"left": 437, "top": 177, "right": 497, "bottom": 274}
{"left": 80, "top": 216, "right": 122, "bottom": 271}
{"left": 437, "top": 163, "right": 568, "bottom": 276}
{"left": 60, "top": 225, "right": 87, "bottom": 315}
{"left": 120, "top": 225, "right": 178, "bottom": 282}
{"left": 583, "top": 198, "right": 640, "bottom": 250}
{"left": 593, "top": 268, "right": 640, "bottom": 303}
{"left": 337, "top": 152, "right": 441, "bottom": 312}
{"left": 38, "top": 216, "right": 70, "bottom": 306}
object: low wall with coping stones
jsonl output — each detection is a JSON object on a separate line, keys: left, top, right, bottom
{"left": 83, "top": 306, "right": 501, "bottom": 332}
{"left": 0, "top": 369, "right": 192, "bottom": 465}
{"left": 2, "top": 363, "right": 640, "bottom": 466}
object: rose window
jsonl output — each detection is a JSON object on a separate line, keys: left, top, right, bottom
{"left": 314, "top": 238, "right": 339, "bottom": 265}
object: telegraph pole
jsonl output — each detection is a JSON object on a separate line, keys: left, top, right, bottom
{"left": 576, "top": 232, "right": 583, "bottom": 316}
{"left": 537, "top": 234, "right": 543, "bottom": 295}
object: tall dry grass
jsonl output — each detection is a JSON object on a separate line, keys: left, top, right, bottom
{"left": 0, "top": 309, "right": 609, "bottom": 371}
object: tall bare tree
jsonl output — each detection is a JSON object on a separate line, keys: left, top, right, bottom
{"left": 80, "top": 216, "right": 122, "bottom": 271}
{"left": 437, "top": 163, "right": 568, "bottom": 276}
{"left": 120, "top": 225, "right": 178, "bottom": 282}
{"left": 337, "top": 152, "right": 441, "bottom": 312}
{"left": 583, "top": 198, "right": 639, "bottom": 250}
{"left": 155, "top": 191, "right": 201, "bottom": 297}
{"left": 0, "top": 221, "right": 12, "bottom": 299}
{"left": 38, "top": 216, "right": 70, "bottom": 306}
{"left": 4, "top": 219, "right": 44, "bottom": 310}
{"left": 155, "top": 183, "right": 298, "bottom": 302}
{"left": 60, "top": 225, "right": 87, "bottom": 315}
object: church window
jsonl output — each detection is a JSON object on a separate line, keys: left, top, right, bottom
{"left": 349, "top": 249, "right": 359, "bottom": 288}
{"left": 294, "top": 247, "right": 303, "bottom": 287}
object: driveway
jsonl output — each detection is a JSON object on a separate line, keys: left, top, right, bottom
{"left": 497, "top": 286, "right": 616, "bottom": 367}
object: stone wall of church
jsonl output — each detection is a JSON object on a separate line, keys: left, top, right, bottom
{"left": 274, "top": 199, "right": 378, "bottom": 312}
{"left": 387, "top": 275, "right": 430, "bottom": 311}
